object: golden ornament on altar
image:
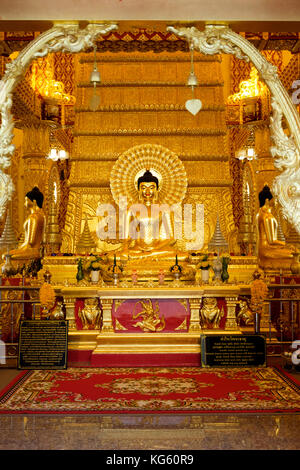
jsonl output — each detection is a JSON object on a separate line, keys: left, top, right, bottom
{"left": 132, "top": 299, "right": 165, "bottom": 332}
{"left": 236, "top": 299, "right": 254, "bottom": 326}
{"left": 79, "top": 298, "right": 102, "bottom": 330}
{"left": 200, "top": 297, "right": 224, "bottom": 329}
{"left": 39, "top": 282, "right": 56, "bottom": 309}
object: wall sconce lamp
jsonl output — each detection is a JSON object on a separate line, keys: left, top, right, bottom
{"left": 47, "top": 148, "right": 69, "bottom": 162}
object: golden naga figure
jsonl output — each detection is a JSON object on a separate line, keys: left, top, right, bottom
{"left": 132, "top": 299, "right": 165, "bottom": 332}
{"left": 108, "top": 144, "right": 190, "bottom": 263}
{"left": 257, "top": 185, "right": 294, "bottom": 270}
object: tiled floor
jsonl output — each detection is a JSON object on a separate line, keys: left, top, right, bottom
{"left": 0, "top": 365, "right": 299, "bottom": 450}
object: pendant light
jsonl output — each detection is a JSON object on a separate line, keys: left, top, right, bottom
{"left": 89, "top": 46, "right": 101, "bottom": 111}
{"left": 185, "top": 43, "right": 202, "bottom": 116}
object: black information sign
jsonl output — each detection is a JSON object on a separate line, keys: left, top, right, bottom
{"left": 201, "top": 334, "right": 266, "bottom": 367}
{"left": 18, "top": 320, "right": 68, "bottom": 370}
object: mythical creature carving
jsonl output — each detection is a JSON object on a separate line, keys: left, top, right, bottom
{"left": 200, "top": 297, "right": 224, "bottom": 329}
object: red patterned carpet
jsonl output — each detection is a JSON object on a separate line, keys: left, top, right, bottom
{"left": 0, "top": 367, "right": 299, "bottom": 414}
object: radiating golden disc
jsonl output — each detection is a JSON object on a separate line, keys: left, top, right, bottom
{"left": 110, "top": 144, "right": 187, "bottom": 206}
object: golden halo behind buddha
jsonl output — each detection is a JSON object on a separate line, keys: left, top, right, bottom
{"left": 110, "top": 144, "right": 187, "bottom": 206}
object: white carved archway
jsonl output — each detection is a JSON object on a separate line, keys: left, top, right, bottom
{"left": 168, "top": 24, "right": 300, "bottom": 234}
{"left": 0, "top": 21, "right": 118, "bottom": 218}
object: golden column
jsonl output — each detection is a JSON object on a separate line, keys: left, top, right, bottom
{"left": 21, "top": 122, "right": 52, "bottom": 196}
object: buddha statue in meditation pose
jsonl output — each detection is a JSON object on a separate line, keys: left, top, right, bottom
{"left": 9, "top": 187, "right": 45, "bottom": 261}
{"left": 113, "top": 170, "right": 188, "bottom": 262}
{"left": 257, "top": 185, "right": 294, "bottom": 269}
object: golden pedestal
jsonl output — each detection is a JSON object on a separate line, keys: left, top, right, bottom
{"left": 54, "top": 284, "right": 254, "bottom": 366}
{"left": 45, "top": 255, "right": 278, "bottom": 366}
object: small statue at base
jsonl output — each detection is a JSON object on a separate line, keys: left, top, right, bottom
{"left": 78, "top": 298, "right": 102, "bottom": 330}
{"left": 257, "top": 185, "right": 294, "bottom": 270}
{"left": 200, "top": 297, "right": 224, "bottom": 329}
{"left": 236, "top": 299, "right": 254, "bottom": 326}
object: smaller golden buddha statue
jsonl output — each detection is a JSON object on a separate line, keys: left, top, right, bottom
{"left": 8, "top": 187, "right": 45, "bottom": 261}
{"left": 257, "top": 185, "right": 294, "bottom": 270}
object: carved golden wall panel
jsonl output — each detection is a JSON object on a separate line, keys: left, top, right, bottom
{"left": 75, "top": 109, "right": 226, "bottom": 133}
{"left": 77, "top": 52, "right": 223, "bottom": 84}
{"left": 62, "top": 188, "right": 118, "bottom": 253}
{"left": 184, "top": 162, "right": 231, "bottom": 187}
{"left": 62, "top": 186, "right": 235, "bottom": 255}
{"left": 53, "top": 52, "right": 75, "bottom": 95}
{"left": 72, "top": 135, "right": 228, "bottom": 159}
{"left": 61, "top": 50, "right": 233, "bottom": 252}
{"left": 75, "top": 85, "right": 224, "bottom": 109}
{"left": 69, "top": 161, "right": 113, "bottom": 187}
{"left": 69, "top": 159, "right": 231, "bottom": 188}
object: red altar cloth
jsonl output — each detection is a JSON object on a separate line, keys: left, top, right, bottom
{"left": 112, "top": 299, "right": 190, "bottom": 333}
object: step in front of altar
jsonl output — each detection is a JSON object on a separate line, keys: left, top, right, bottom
{"left": 92, "top": 332, "right": 202, "bottom": 366}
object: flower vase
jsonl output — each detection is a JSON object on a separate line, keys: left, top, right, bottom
{"left": 201, "top": 269, "right": 209, "bottom": 283}
{"left": 91, "top": 270, "right": 100, "bottom": 283}
{"left": 1, "top": 253, "right": 13, "bottom": 276}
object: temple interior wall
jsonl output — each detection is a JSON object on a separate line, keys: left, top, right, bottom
{"left": 2, "top": 42, "right": 299, "bottom": 253}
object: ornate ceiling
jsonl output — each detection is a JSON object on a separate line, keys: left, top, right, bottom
{"left": 1, "top": 28, "right": 300, "bottom": 57}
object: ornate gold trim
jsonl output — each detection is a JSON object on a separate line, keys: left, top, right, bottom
{"left": 75, "top": 104, "right": 225, "bottom": 112}
{"left": 71, "top": 154, "right": 229, "bottom": 162}
{"left": 73, "top": 129, "right": 227, "bottom": 136}
{"left": 80, "top": 56, "right": 221, "bottom": 63}
{"left": 77, "top": 81, "right": 224, "bottom": 88}
{"left": 114, "top": 318, "right": 128, "bottom": 331}
{"left": 174, "top": 318, "right": 188, "bottom": 330}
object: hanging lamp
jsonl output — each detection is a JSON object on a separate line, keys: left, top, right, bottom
{"left": 185, "top": 43, "right": 202, "bottom": 116}
{"left": 89, "top": 45, "right": 101, "bottom": 111}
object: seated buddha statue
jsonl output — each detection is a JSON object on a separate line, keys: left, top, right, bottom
{"left": 257, "top": 185, "right": 294, "bottom": 269}
{"left": 112, "top": 170, "right": 188, "bottom": 262}
{"left": 9, "top": 187, "right": 45, "bottom": 261}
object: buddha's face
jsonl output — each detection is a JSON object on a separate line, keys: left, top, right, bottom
{"left": 138, "top": 182, "right": 158, "bottom": 205}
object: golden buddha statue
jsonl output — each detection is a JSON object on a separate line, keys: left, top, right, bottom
{"left": 112, "top": 170, "right": 188, "bottom": 262}
{"left": 9, "top": 187, "right": 45, "bottom": 261}
{"left": 257, "top": 185, "right": 294, "bottom": 270}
